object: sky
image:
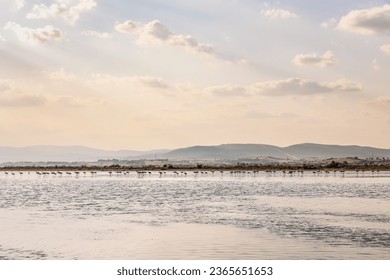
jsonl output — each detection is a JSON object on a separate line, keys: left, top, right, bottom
{"left": 0, "top": 0, "right": 389, "bottom": 150}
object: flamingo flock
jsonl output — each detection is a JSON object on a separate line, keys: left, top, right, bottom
{"left": 0, "top": 169, "right": 384, "bottom": 178}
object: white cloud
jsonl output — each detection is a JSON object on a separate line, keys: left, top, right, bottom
{"left": 115, "top": 19, "right": 215, "bottom": 56}
{"left": 338, "top": 4, "right": 390, "bottom": 35}
{"left": 250, "top": 78, "right": 362, "bottom": 96}
{"left": 136, "top": 76, "right": 170, "bottom": 89}
{"left": 4, "top": 22, "right": 63, "bottom": 44}
{"left": 0, "top": 35, "right": 5, "bottom": 42}
{"left": 89, "top": 74, "right": 172, "bottom": 91}
{"left": 82, "top": 30, "right": 111, "bottom": 39}
{"left": 261, "top": 9, "right": 298, "bottom": 19}
{"left": 205, "top": 84, "right": 247, "bottom": 97}
{"left": 380, "top": 44, "right": 390, "bottom": 54}
{"left": 324, "top": 79, "right": 363, "bottom": 92}
{"left": 15, "top": 0, "right": 25, "bottom": 10}
{"left": 292, "top": 51, "right": 336, "bottom": 67}
{"left": 26, "top": 0, "right": 97, "bottom": 25}
{"left": 372, "top": 59, "right": 380, "bottom": 71}
{"left": 206, "top": 78, "right": 362, "bottom": 97}
{"left": 88, "top": 74, "right": 362, "bottom": 98}
{"left": 250, "top": 78, "right": 325, "bottom": 95}
{"left": 115, "top": 20, "right": 138, "bottom": 33}
{"left": 140, "top": 20, "right": 172, "bottom": 41}
{"left": 321, "top": 18, "right": 337, "bottom": 28}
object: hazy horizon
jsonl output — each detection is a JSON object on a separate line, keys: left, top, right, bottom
{"left": 1, "top": 1, "right": 389, "bottom": 150}
{"left": 1, "top": 141, "right": 390, "bottom": 151}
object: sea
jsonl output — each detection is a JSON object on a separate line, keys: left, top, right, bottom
{"left": 0, "top": 170, "right": 389, "bottom": 260}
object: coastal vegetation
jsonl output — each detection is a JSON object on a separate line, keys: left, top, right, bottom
{"left": 1, "top": 157, "right": 389, "bottom": 172}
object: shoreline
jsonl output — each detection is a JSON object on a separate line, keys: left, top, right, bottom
{"left": 1, "top": 164, "right": 389, "bottom": 172}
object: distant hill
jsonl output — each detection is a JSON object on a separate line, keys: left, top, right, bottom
{"left": 0, "top": 143, "right": 389, "bottom": 163}
{"left": 284, "top": 143, "right": 390, "bottom": 159}
{"left": 163, "top": 143, "right": 390, "bottom": 160}
{"left": 0, "top": 145, "right": 170, "bottom": 163}
{"left": 164, "top": 144, "right": 287, "bottom": 159}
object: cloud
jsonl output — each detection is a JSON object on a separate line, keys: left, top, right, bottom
{"left": 26, "top": 0, "right": 97, "bottom": 25}
{"left": 115, "top": 19, "right": 215, "bottom": 56}
{"left": 0, "top": 80, "right": 47, "bottom": 107}
{"left": 205, "top": 78, "right": 362, "bottom": 97}
{"left": 250, "top": 78, "right": 362, "bottom": 96}
{"left": 365, "top": 96, "right": 390, "bottom": 111}
{"left": 141, "top": 20, "right": 174, "bottom": 41}
{"left": 205, "top": 84, "right": 247, "bottom": 97}
{"left": 55, "top": 95, "right": 104, "bottom": 107}
{"left": 337, "top": 4, "right": 390, "bottom": 35}
{"left": 82, "top": 30, "right": 111, "bottom": 39}
{"left": 324, "top": 79, "right": 363, "bottom": 92}
{"left": 0, "top": 78, "right": 100, "bottom": 108}
{"left": 15, "top": 0, "right": 25, "bottom": 10}
{"left": 0, "top": 94, "right": 47, "bottom": 107}
{"left": 88, "top": 74, "right": 362, "bottom": 98}
{"left": 89, "top": 74, "right": 172, "bottom": 91}
{"left": 4, "top": 21, "right": 63, "bottom": 44}
{"left": 292, "top": 51, "right": 336, "bottom": 67}
{"left": 261, "top": 9, "right": 298, "bottom": 19}
{"left": 0, "top": 80, "right": 12, "bottom": 93}
{"left": 380, "top": 44, "right": 390, "bottom": 54}
{"left": 115, "top": 20, "right": 138, "bottom": 33}
{"left": 250, "top": 78, "right": 328, "bottom": 95}
{"left": 46, "top": 68, "right": 76, "bottom": 82}
{"left": 246, "top": 111, "right": 299, "bottom": 119}
{"left": 321, "top": 18, "right": 337, "bottom": 28}
{"left": 0, "top": 35, "right": 5, "bottom": 42}
{"left": 136, "top": 76, "right": 170, "bottom": 89}
{"left": 372, "top": 59, "right": 380, "bottom": 71}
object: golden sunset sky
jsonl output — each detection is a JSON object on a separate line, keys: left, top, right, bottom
{"left": 0, "top": 0, "right": 389, "bottom": 150}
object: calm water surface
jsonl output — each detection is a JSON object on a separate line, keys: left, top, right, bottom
{"left": 0, "top": 171, "right": 389, "bottom": 259}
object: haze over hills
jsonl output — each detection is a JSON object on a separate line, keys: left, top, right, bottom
{"left": 163, "top": 143, "right": 390, "bottom": 160}
{"left": 0, "top": 143, "right": 389, "bottom": 163}
{"left": 0, "top": 145, "right": 170, "bottom": 163}
{"left": 164, "top": 144, "right": 286, "bottom": 160}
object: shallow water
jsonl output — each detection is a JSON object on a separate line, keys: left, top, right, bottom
{"left": 0, "top": 171, "right": 389, "bottom": 259}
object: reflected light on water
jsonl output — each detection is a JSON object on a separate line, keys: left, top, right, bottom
{"left": 0, "top": 171, "right": 389, "bottom": 259}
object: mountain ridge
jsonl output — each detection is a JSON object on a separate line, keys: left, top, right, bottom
{"left": 0, "top": 143, "right": 389, "bottom": 163}
{"left": 163, "top": 143, "right": 390, "bottom": 160}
